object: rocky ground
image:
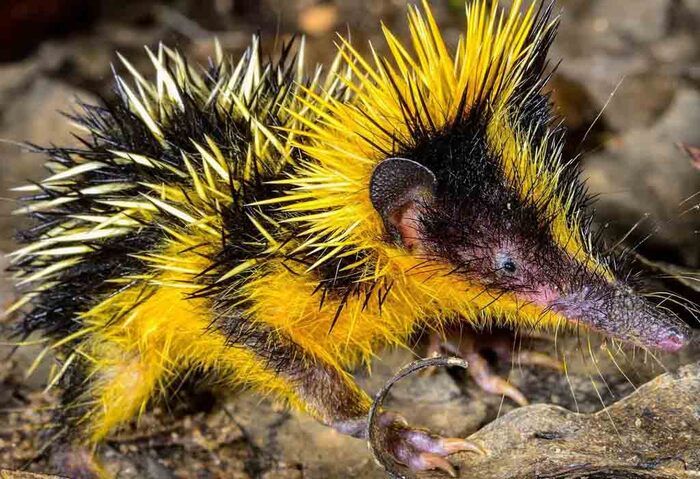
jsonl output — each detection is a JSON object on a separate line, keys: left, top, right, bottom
{"left": 0, "top": 0, "right": 699, "bottom": 478}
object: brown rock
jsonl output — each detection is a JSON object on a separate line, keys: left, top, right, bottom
{"left": 448, "top": 361, "right": 700, "bottom": 479}
{"left": 550, "top": 0, "right": 694, "bottom": 133}
{"left": 0, "top": 78, "right": 96, "bottom": 251}
{"left": 588, "top": 0, "right": 671, "bottom": 47}
{"left": 0, "top": 471, "right": 66, "bottom": 479}
{"left": 584, "top": 88, "right": 700, "bottom": 266}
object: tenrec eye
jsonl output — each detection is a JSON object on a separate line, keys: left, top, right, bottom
{"left": 495, "top": 253, "right": 518, "bottom": 275}
{"left": 502, "top": 260, "right": 517, "bottom": 274}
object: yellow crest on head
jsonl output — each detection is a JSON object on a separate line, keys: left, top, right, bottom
{"left": 267, "top": 0, "right": 567, "bottom": 276}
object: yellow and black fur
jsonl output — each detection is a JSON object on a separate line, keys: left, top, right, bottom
{"left": 7, "top": 0, "right": 690, "bottom": 475}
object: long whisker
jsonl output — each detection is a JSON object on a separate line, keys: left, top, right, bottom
{"left": 606, "top": 213, "right": 649, "bottom": 254}
{"left": 579, "top": 77, "right": 625, "bottom": 152}
{"left": 605, "top": 341, "right": 636, "bottom": 391}
{"left": 588, "top": 371, "right": 623, "bottom": 442}
{"left": 642, "top": 346, "right": 669, "bottom": 373}
{"left": 587, "top": 335, "right": 616, "bottom": 401}
{"left": 559, "top": 328, "right": 580, "bottom": 413}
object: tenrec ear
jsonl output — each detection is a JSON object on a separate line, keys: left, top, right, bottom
{"left": 369, "top": 157, "right": 436, "bottom": 247}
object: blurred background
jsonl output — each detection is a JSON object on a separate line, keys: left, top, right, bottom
{"left": 0, "top": 1, "right": 699, "bottom": 477}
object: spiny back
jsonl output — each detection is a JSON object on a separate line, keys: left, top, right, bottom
{"left": 7, "top": 38, "right": 349, "bottom": 345}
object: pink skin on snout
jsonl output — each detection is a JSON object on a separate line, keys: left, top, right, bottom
{"left": 518, "top": 285, "right": 689, "bottom": 353}
{"left": 654, "top": 332, "right": 687, "bottom": 352}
